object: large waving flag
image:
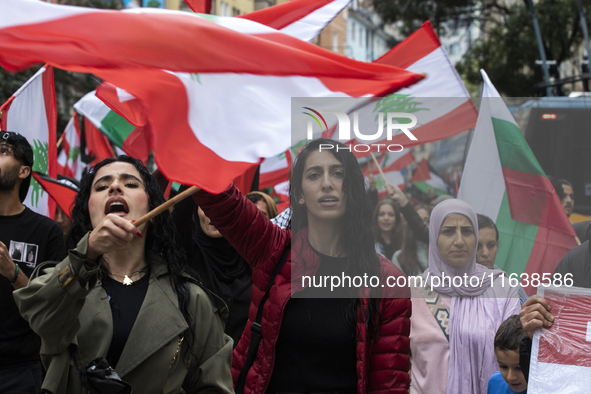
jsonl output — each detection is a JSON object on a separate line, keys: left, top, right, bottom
{"left": 458, "top": 70, "right": 577, "bottom": 295}
{"left": 239, "top": 0, "right": 350, "bottom": 42}
{"left": 324, "top": 21, "right": 478, "bottom": 154}
{"left": 95, "top": 0, "right": 350, "bottom": 189}
{"left": 0, "top": 65, "right": 56, "bottom": 217}
{"left": 96, "top": 0, "right": 351, "bottom": 187}
{"left": 0, "top": 0, "right": 422, "bottom": 193}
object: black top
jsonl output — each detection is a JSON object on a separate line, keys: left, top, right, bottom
{"left": 553, "top": 240, "right": 591, "bottom": 289}
{"left": 573, "top": 220, "right": 591, "bottom": 244}
{"left": 0, "top": 207, "right": 67, "bottom": 367}
{"left": 172, "top": 190, "right": 252, "bottom": 347}
{"left": 266, "top": 250, "right": 357, "bottom": 393}
{"left": 103, "top": 272, "right": 150, "bottom": 368}
{"left": 399, "top": 203, "right": 430, "bottom": 244}
{"left": 382, "top": 241, "right": 398, "bottom": 261}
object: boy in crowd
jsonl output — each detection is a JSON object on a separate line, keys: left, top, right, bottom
{"left": 488, "top": 315, "right": 528, "bottom": 394}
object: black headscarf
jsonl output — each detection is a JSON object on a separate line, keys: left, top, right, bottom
{"left": 192, "top": 209, "right": 249, "bottom": 288}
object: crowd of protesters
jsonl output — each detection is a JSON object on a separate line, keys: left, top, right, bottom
{"left": 1, "top": 133, "right": 589, "bottom": 394}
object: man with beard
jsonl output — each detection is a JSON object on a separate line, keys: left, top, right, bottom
{"left": 0, "top": 131, "right": 66, "bottom": 393}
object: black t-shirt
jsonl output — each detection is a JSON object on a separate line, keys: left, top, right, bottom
{"left": 266, "top": 251, "right": 357, "bottom": 393}
{"left": 553, "top": 240, "right": 591, "bottom": 289}
{"left": 0, "top": 206, "right": 67, "bottom": 367}
{"left": 103, "top": 272, "right": 150, "bottom": 368}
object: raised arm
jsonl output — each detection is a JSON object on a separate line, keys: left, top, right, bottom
{"left": 193, "top": 184, "right": 290, "bottom": 272}
{"left": 386, "top": 184, "right": 429, "bottom": 244}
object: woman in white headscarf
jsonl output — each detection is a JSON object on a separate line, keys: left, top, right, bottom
{"left": 409, "top": 199, "right": 520, "bottom": 394}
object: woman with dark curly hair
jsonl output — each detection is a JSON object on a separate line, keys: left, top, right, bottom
{"left": 14, "top": 156, "right": 233, "bottom": 394}
{"left": 194, "top": 138, "right": 411, "bottom": 394}
{"left": 372, "top": 198, "right": 404, "bottom": 261}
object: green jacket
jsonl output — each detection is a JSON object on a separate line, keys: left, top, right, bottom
{"left": 14, "top": 234, "right": 234, "bottom": 394}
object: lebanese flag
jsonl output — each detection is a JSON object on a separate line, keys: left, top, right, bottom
{"left": 272, "top": 180, "right": 291, "bottom": 213}
{"left": 0, "top": 64, "right": 56, "bottom": 217}
{"left": 239, "top": 0, "right": 350, "bottom": 42}
{"left": 95, "top": 0, "right": 351, "bottom": 188}
{"left": 365, "top": 150, "right": 414, "bottom": 199}
{"left": 324, "top": 21, "right": 477, "bottom": 154}
{"left": 73, "top": 90, "right": 149, "bottom": 163}
{"left": 83, "top": 116, "right": 116, "bottom": 166}
{"left": 57, "top": 113, "right": 86, "bottom": 179}
{"left": 259, "top": 149, "right": 292, "bottom": 189}
{"left": 57, "top": 112, "right": 116, "bottom": 180}
{"left": 458, "top": 70, "right": 577, "bottom": 295}
{"left": 411, "top": 158, "right": 448, "bottom": 196}
{"left": 31, "top": 172, "right": 78, "bottom": 220}
{"left": 529, "top": 286, "right": 591, "bottom": 393}
{"left": 0, "top": 0, "right": 422, "bottom": 193}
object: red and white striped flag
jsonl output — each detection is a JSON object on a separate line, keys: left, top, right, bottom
{"left": 0, "top": 64, "right": 57, "bottom": 217}
{"left": 0, "top": 0, "right": 423, "bottom": 193}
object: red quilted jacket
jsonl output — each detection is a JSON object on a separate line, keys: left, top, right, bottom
{"left": 195, "top": 185, "right": 412, "bottom": 394}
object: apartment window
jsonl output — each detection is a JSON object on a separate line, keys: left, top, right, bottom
{"left": 220, "top": 1, "right": 230, "bottom": 16}
{"left": 332, "top": 31, "right": 339, "bottom": 53}
{"left": 232, "top": 7, "right": 240, "bottom": 16}
{"left": 351, "top": 21, "right": 355, "bottom": 40}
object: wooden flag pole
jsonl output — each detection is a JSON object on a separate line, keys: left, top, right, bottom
{"left": 370, "top": 152, "right": 387, "bottom": 185}
{"left": 133, "top": 185, "right": 200, "bottom": 227}
{"left": 57, "top": 133, "right": 64, "bottom": 149}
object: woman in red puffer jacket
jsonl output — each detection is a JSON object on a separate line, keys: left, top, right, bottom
{"left": 194, "top": 138, "right": 411, "bottom": 394}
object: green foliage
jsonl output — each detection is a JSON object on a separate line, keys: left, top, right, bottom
{"left": 374, "top": 0, "right": 591, "bottom": 96}
{"left": 372, "top": 0, "right": 508, "bottom": 37}
{"left": 146, "top": 0, "right": 161, "bottom": 7}
{"left": 456, "top": 0, "right": 588, "bottom": 96}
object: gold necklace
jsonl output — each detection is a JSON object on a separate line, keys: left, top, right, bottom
{"left": 108, "top": 268, "right": 148, "bottom": 286}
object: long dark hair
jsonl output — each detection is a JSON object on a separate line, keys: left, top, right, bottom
{"left": 290, "top": 138, "right": 382, "bottom": 339}
{"left": 372, "top": 198, "right": 403, "bottom": 252}
{"left": 477, "top": 214, "right": 499, "bottom": 241}
{"left": 67, "top": 156, "right": 197, "bottom": 373}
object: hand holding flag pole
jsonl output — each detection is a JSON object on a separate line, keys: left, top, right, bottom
{"left": 371, "top": 152, "right": 411, "bottom": 207}
{"left": 370, "top": 152, "right": 388, "bottom": 185}
{"left": 133, "top": 185, "right": 200, "bottom": 227}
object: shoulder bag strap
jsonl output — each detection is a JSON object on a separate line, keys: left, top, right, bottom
{"left": 235, "top": 245, "right": 290, "bottom": 394}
